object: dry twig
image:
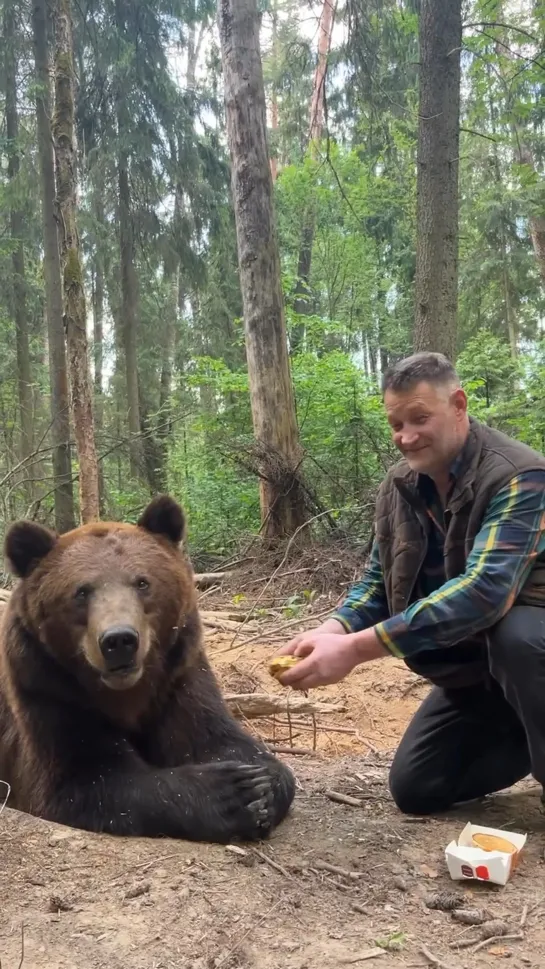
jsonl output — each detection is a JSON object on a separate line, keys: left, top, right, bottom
{"left": 471, "top": 932, "right": 524, "bottom": 954}
{"left": 225, "top": 693, "right": 346, "bottom": 718}
{"left": 314, "top": 861, "right": 362, "bottom": 880}
{"left": 325, "top": 789, "right": 363, "bottom": 807}
{"left": 251, "top": 847, "right": 292, "bottom": 878}
{"left": 419, "top": 945, "right": 460, "bottom": 969}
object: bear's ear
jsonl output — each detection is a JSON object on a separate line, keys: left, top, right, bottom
{"left": 4, "top": 521, "right": 58, "bottom": 578}
{"left": 138, "top": 495, "right": 186, "bottom": 546}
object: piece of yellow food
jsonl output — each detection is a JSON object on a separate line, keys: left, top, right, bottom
{"left": 471, "top": 833, "right": 517, "bottom": 855}
{"left": 268, "top": 655, "right": 302, "bottom": 679}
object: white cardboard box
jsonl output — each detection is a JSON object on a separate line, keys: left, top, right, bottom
{"left": 445, "top": 822, "right": 527, "bottom": 886}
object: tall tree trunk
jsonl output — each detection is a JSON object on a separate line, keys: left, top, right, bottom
{"left": 514, "top": 145, "right": 545, "bottom": 287}
{"left": 92, "top": 195, "right": 105, "bottom": 422}
{"left": 308, "top": 0, "right": 335, "bottom": 144}
{"left": 413, "top": 0, "right": 461, "bottom": 361}
{"left": 32, "top": 0, "right": 75, "bottom": 532}
{"left": 53, "top": 0, "right": 100, "bottom": 523}
{"left": 488, "top": 77, "right": 518, "bottom": 357}
{"left": 269, "top": 0, "right": 279, "bottom": 183}
{"left": 218, "top": 0, "right": 307, "bottom": 539}
{"left": 117, "top": 156, "right": 142, "bottom": 478}
{"left": 115, "top": 0, "right": 142, "bottom": 480}
{"left": 493, "top": 26, "right": 545, "bottom": 290}
{"left": 91, "top": 252, "right": 107, "bottom": 517}
{"left": 4, "top": 0, "right": 34, "bottom": 498}
{"left": 291, "top": 0, "right": 336, "bottom": 348}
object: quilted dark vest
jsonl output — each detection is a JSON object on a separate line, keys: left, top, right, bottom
{"left": 374, "top": 418, "right": 545, "bottom": 688}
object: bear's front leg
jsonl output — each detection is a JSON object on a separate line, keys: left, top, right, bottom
{"left": 139, "top": 657, "right": 296, "bottom": 836}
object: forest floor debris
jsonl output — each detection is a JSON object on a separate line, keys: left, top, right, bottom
{"left": 1, "top": 587, "right": 544, "bottom": 968}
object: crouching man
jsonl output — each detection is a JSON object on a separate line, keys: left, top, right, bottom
{"left": 278, "top": 352, "right": 545, "bottom": 816}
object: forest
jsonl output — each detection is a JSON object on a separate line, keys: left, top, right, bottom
{"left": 0, "top": 0, "right": 544, "bottom": 562}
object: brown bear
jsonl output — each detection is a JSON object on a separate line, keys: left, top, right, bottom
{"left": 0, "top": 496, "right": 295, "bottom": 843}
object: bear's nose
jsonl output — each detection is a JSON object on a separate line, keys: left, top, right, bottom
{"left": 99, "top": 625, "right": 139, "bottom": 671}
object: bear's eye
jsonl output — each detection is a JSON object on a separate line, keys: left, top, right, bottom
{"left": 74, "top": 585, "right": 92, "bottom": 602}
{"left": 135, "top": 577, "right": 150, "bottom": 592}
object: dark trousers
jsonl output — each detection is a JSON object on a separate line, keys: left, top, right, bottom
{"left": 389, "top": 606, "right": 545, "bottom": 815}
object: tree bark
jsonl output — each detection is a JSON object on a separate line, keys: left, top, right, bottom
{"left": 118, "top": 155, "right": 142, "bottom": 477}
{"left": 413, "top": 0, "right": 462, "bottom": 361}
{"left": 115, "top": 0, "right": 142, "bottom": 481}
{"left": 32, "top": 0, "right": 75, "bottom": 532}
{"left": 53, "top": 0, "right": 100, "bottom": 523}
{"left": 4, "top": 0, "right": 34, "bottom": 496}
{"left": 218, "top": 0, "right": 307, "bottom": 538}
{"left": 92, "top": 193, "right": 105, "bottom": 423}
{"left": 291, "top": 0, "right": 336, "bottom": 347}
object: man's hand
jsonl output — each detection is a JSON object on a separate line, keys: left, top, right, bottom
{"left": 275, "top": 624, "right": 387, "bottom": 691}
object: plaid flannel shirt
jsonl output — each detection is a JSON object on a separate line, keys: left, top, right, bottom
{"left": 332, "top": 468, "right": 545, "bottom": 660}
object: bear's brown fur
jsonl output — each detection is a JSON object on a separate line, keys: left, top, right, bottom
{"left": 0, "top": 496, "right": 295, "bottom": 842}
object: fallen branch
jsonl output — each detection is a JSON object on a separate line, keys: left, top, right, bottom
{"left": 251, "top": 847, "right": 292, "bottom": 878}
{"left": 340, "top": 951, "right": 385, "bottom": 964}
{"left": 193, "top": 572, "right": 233, "bottom": 588}
{"left": 200, "top": 610, "right": 250, "bottom": 622}
{"left": 270, "top": 718, "right": 357, "bottom": 735}
{"left": 325, "top": 790, "right": 363, "bottom": 808}
{"left": 267, "top": 744, "right": 322, "bottom": 756}
{"left": 449, "top": 919, "right": 510, "bottom": 949}
{"left": 471, "top": 933, "right": 524, "bottom": 954}
{"left": 419, "top": 945, "right": 460, "bottom": 969}
{"left": 224, "top": 693, "right": 346, "bottom": 718}
{"left": 314, "top": 861, "right": 362, "bottom": 880}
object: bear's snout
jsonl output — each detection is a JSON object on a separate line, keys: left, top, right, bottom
{"left": 99, "top": 625, "right": 140, "bottom": 672}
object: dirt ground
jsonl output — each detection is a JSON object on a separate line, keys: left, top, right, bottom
{"left": 1, "top": 612, "right": 544, "bottom": 969}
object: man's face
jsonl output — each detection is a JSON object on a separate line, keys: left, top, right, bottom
{"left": 384, "top": 380, "right": 468, "bottom": 477}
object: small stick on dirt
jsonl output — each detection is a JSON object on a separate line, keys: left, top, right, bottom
{"left": 339, "top": 950, "right": 385, "bottom": 963}
{"left": 17, "top": 924, "right": 25, "bottom": 969}
{"left": 225, "top": 693, "right": 346, "bottom": 718}
{"left": 251, "top": 847, "right": 292, "bottom": 878}
{"left": 471, "top": 932, "right": 524, "bottom": 954}
{"left": 352, "top": 903, "right": 373, "bottom": 916}
{"left": 267, "top": 744, "right": 321, "bottom": 756}
{"left": 419, "top": 944, "right": 460, "bottom": 969}
{"left": 520, "top": 904, "right": 529, "bottom": 927}
{"left": 193, "top": 572, "right": 232, "bottom": 588}
{"left": 314, "top": 861, "right": 363, "bottom": 880}
{"left": 449, "top": 919, "right": 510, "bottom": 949}
{"left": 272, "top": 719, "right": 357, "bottom": 734}
{"left": 309, "top": 869, "right": 352, "bottom": 892}
{"left": 325, "top": 790, "right": 363, "bottom": 807}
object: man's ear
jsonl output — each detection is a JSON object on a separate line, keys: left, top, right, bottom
{"left": 5, "top": 521, "right": 58, "bottom": 578}
{"left": 451, "top": 386, "right": 468, "bottom": 417}
{"left": 138, "top": 495, "right": 186, "bottom": 545}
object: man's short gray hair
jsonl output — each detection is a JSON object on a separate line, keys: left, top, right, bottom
{"left": 381, "top": 352, "right": 459, "bottom": 395}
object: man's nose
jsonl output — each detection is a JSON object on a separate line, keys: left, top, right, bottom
{"left": 397, "top": 430, "right": 419, "bottom": 448}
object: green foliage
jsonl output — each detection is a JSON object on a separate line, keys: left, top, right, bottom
{"left": 1, "top": 0, "right": 545, "bottom": 557}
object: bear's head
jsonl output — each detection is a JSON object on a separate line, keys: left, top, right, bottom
{"left": 4, "top": 496, "right": 196, "bottom": 692}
